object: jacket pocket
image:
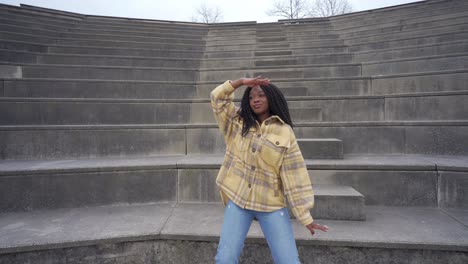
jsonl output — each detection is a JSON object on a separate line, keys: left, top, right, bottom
{"left": 259, "top": 134, "right": 289, "bottom": 167}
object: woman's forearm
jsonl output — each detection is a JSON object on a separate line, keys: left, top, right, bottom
{"left": 229, "top": 78, "right": 244, "bottom": 89}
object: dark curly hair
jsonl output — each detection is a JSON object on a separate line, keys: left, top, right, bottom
{"left": 238, "top": 83, "right": 293, "bottom": 137}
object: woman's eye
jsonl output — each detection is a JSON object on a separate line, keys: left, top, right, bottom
{"left": 249, "top": 96, "right": 253, "bottom": 100}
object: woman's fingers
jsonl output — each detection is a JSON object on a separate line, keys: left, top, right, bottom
{"left": 306, "top": 223, "right": 329, "bottom": 236}
{"left": 315, "top": 224, "right": 329, "bottom": 232}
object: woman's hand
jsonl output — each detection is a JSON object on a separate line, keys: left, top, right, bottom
{"left": 230, "top": 76, "right": 270, "bottom": 89}
{"left": 306, "top": 222, "right": 329, "bottom": 236}
{"left": 242, "top": 76, "right": 270, "bottom": 87}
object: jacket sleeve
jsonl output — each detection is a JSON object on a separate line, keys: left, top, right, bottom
{"left": 210, "top": 80, "right": 238, "bottom": 143}
{"left": 279, "top": 128, "right": 315, "bottom": 226}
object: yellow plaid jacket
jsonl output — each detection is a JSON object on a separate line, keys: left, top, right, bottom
{"left": 211, "top": 80, "right": 315, "bottom": 226}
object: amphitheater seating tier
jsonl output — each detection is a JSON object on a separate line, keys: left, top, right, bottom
{"left": 0, "top": 0, "right": 467, "bottom": 263}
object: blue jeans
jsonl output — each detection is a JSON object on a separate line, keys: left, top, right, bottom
{"left": 215, "top": 200, "right": 301, "bottom": 264}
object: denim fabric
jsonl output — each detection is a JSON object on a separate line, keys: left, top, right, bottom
{"left": 215, "top": 200, "right": 301, "bottom": 264}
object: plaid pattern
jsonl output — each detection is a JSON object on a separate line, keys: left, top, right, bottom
{"left": 211, "top": 81, "right": 315, "bottom": 226}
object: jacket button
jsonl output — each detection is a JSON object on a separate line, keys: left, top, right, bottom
{"left": 275, "top": 141, "right": 280, "bottom": 145}
{"left": 257, "top": 134, "right": 261, "bottom": 138}
{"left": 252, "top": 148, "right": 256, "bottom": 153}
{"left": 251, "top": 166, "right": 256, "bottom": 170}
{"left": 248, "top": 183, "right": 252, "bottom": 188}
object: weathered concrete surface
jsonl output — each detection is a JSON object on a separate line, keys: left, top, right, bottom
{"left": 298, "top": 138, "right": 343, "bottom": 159}
{"left": 2, "top": 203, "right": 466, "bottom": 263}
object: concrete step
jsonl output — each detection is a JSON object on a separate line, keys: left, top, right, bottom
{"left": 251, "top": 64, "right": 361, "bottom": 79}
{"left": 59, "top": 31, "right": 206, "bottom": 45}
{"left": 11, "top": 64, "right": 198, "bottom": 81}
{"left": 0, "top": 39, "right": 48, "bottom": 53}
{"left": 69, "top": 25, "right": 208, "bottom": 38}
{"left": 199, "top": 65, "right": 361, "bottom": 81}
{"left": 54, "top": 38, "right": 205, "bottom": 51}
{"left": 0, "top": 50, "right": 203, "bottom": 68}
{"left": 298, "top": 138, "right": 344, "bottom": 159}
{"left": 1, "top": 121, "right": 467, "bottom": 160}
{"left": 200, "top": 53, "right": 353, "bottom": 68}
{"left": 3, "top": 91, "right": 467, "bottom": 125}
{"left": 76, "top": 19, "right": 208, "bottom": 34}
{"left": 0, "top": 23, "right": 66, "bottom": 39}
{"left": 1, "top": 79, "right": 197, "bottom": 99}
{"left": 0, "top": 17, "right": 74, "bottom": 33}
{"left": 305, "top": 185, "right": 364, "bottom": 220}
{"left": 205, "top": 40, "right": 344, "bottom": 52}
{"left": 0, "top": 31, "right": 55, "bottom": 45}
{"left": 362, "top": 53, "right": 468, "bottom": 76}
{"left": 48, "top": 44, "right": 204, "bottom": 58}
{"left": 177, "top": 120, "right": 468, "bottom": 156}
{"left": 1, "top": 154, "right": 467, "bottom": 211}
{"left": 339, "top": 12, "right": 468, "bottom": 39}
{"left": 345, "top": 23, "right": 468, "bottom": 46}
{"left": 332, "top": 1, "right": 468, "bottom": 29}
{"left": 353, "top": 41, "right": 468, "bottom": 62}
{"left": 4, "top": 70, "right": 464, "bottom": 100}
{"left": 0, "top": 152, "right": 364, "bottom": 220}
{"left": 371, "top": 69, "right": 468, "bottom": 95}
{"left": 349, "top": 30, "right": 468, "bottom": 52}
{"left": 0, "top": 6, "right": 79, "bottom": 27}
{"left": 0, "top": 203, "right": 466, "bottom": 263}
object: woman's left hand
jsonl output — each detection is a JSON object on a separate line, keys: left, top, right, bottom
{"left": 306, "top": 222, "right": 329, "bottom": 236}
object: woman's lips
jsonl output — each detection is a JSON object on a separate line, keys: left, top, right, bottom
{"left": 253, "top": 104, "right": 262, "bottom": 109}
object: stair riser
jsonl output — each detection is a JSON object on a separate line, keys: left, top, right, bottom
{"left": 311, "top": 170, "right": 437, "bottom": 207}
{"left": 332, "top": 2, "right": 468, "bottom": 28}
{"left": 372, "top": 71, "right": 468, "bottom": 95}
{"left": 71, "top": 27, "right": 207, "bottom": 38}
{"left": 201, "top": 54, "right": 353, "bottom": 68}
{"left": 0, "top": 40, "right": 47, "bottom": 53}
{"left": 0, "top": 129, "right": 187, "bottom": 160}
{"left": 345, "top": 24, "right": 468, "bottom": 45}
{"left": 439, "top": 170, "right": 468, "bottom": 209}
{"left": 3, "top": 80, "right": 197, "bottom": 99}
{"left": 55, "top": 39, "right": 204, "bottom": 51}
{"left": 0, "top": 169, "right": 177, "bottom": 213}
{"left": 0, "top": 19, "right": 71, "bottom": 34}
{"left": 48, "top": 46, "right": 203, "bottom": 58}
{"left": 0, "top": 9, "right": 77, "bottom": 28}
{"left": 196, "top": 79, "right": 370, "bottom": 99}
{"left": 193, "top": 125, "right": 468, "bottom": 156}
{"left": 298, "top": 139, "right": 343, "bottom": 159}
{"left": 1, "top": 240, "right": 465, "bottom": 264}
{"left": 340, "top": 14, "right": 468, "bottom": 39}
{"left": 354, "top": 42, "right": 468, "bottom": 62}
{"left": 349, "top": 32, "right": 468, "bottom": 52}
{"left": 3, "top": 94, "right": 467, "bottom": 125}
{"left": 76, "top": 22, "right": 207, "bottom": 33}
{"left": 21, "top": 66, "right": 198, "bottom": 82}
{"left": 363, "top": 55, "right": 468, "bottom": 76}
{"left": 59, "top": 32, "right": 206, "bottom": 45}
{"left": 295, "top": 125, "right": 468, "bottom": 156}
{"left": 0, "top": 31, "right": 54, "bottom": 45}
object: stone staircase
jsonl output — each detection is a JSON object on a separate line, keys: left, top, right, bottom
{"left": 0, "top": 0, "right": 467, "bottom": 263}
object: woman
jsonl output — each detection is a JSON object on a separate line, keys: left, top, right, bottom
{"left": 211, "top": 76, "right": 328, "bottom": 264}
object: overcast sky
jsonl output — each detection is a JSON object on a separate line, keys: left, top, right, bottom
{"left": 0, "top": 0, "right": 423, "bottom": 23}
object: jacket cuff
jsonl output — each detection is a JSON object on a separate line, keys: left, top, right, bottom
{"left": 299, "top": 214, "right": 314, "bottom": 226}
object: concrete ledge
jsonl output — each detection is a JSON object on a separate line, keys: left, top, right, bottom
{"left": 0, "top": 203, "right": 466, "bottom": 260}
{"left": 1, "top": 154, "right": 467, "bottom": 176}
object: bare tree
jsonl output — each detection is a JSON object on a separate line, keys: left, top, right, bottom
{"left": 266, "top": 0, "right": 310, "bottom": 19}
{"left": 191, "top": 3, "right": 223, "bottom": 23}
{"left": 309, "top": 0, "right": 353, "bottom": 17}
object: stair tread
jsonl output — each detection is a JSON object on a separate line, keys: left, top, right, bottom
{"left": 0, "top": 203, "right": 466, "bottom": 254}
{"left": 1, "top": 154, "right": 467, "bottom": 175}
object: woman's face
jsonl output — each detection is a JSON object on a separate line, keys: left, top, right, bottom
{"left": 249, "top": 85, "right": 270, "bottom": 119}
